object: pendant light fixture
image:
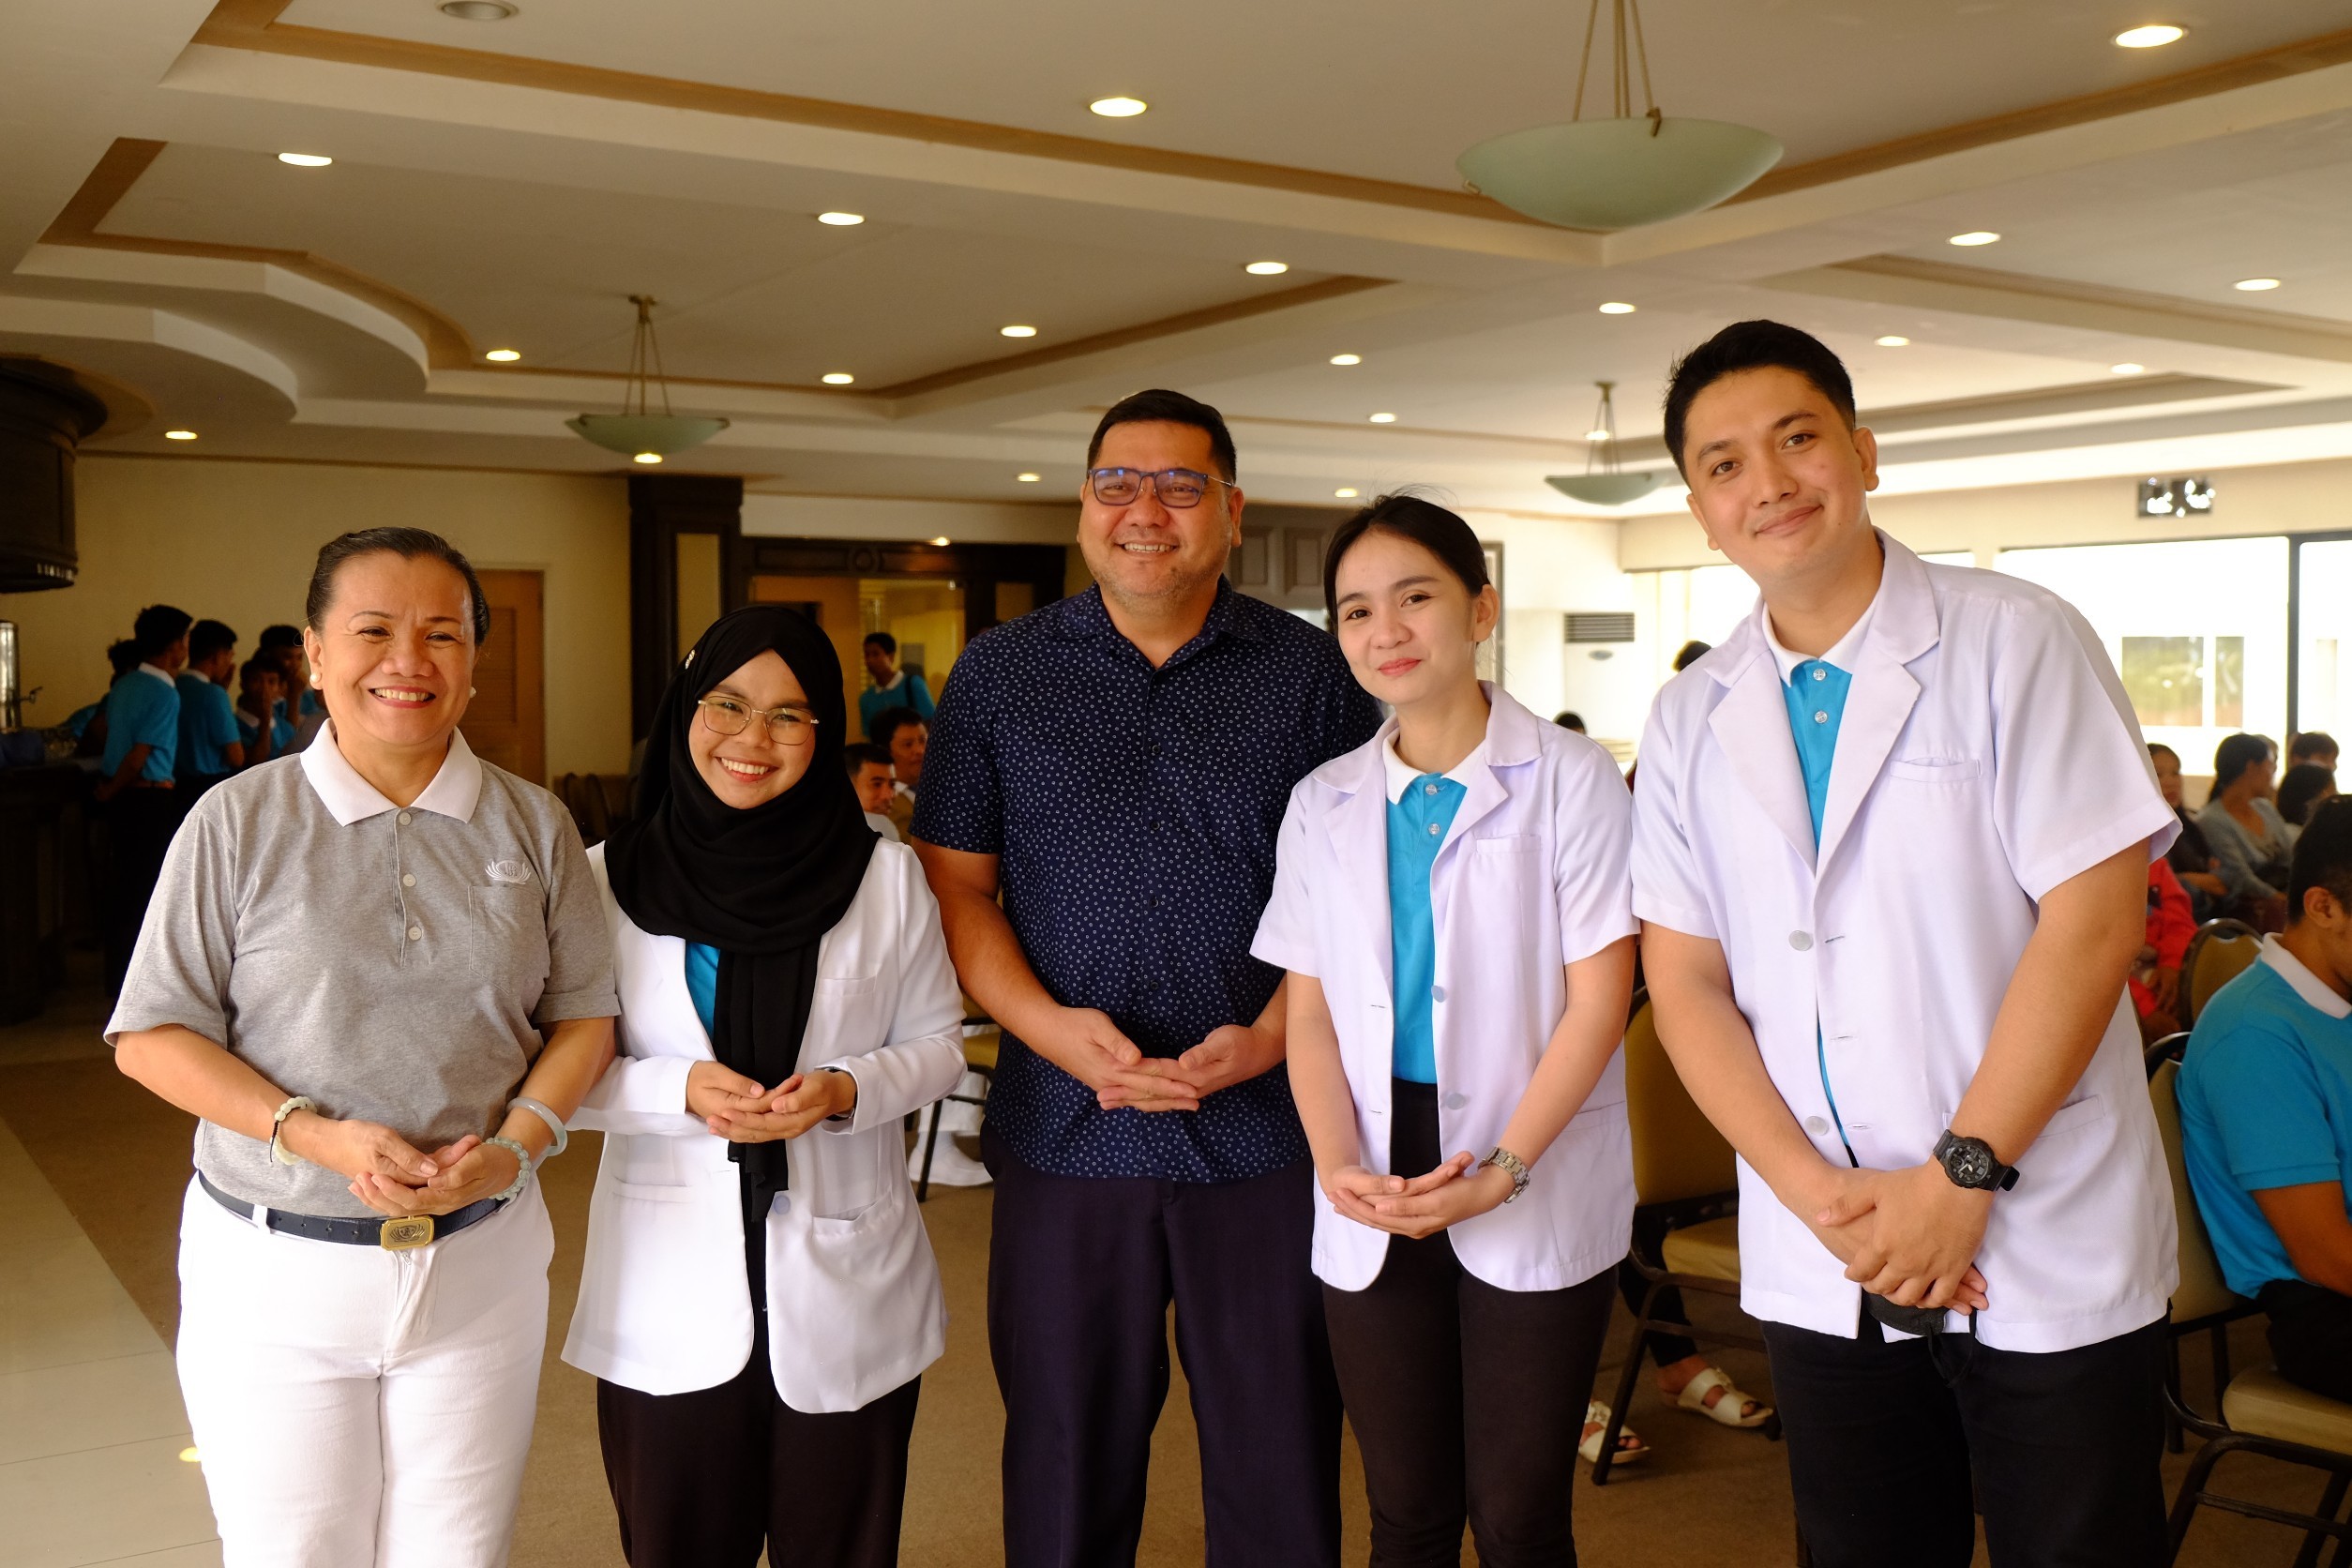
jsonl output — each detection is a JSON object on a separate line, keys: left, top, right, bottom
{"left": 1547, "top": 381, "right": 1663, "bottom": 505}
{"left": 1457, "top": 0, "right": 1783, "bottom": 231}
{"left": 566, "top": 295, "right": 730, "bottom": 463}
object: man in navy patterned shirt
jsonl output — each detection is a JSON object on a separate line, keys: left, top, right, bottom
{"left": 914, "top": 389, "right": 1380, "bottom": 1568}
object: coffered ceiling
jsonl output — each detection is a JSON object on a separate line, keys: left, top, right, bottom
{"left": 11, "top": 0, "right": 2352, "bottom": 514}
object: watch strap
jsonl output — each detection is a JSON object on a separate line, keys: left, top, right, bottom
{"left": 1480, "top": 1145, "right": 1531, "bottom": 1204}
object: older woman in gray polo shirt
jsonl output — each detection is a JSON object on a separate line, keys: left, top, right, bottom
{"left": 108, "top": 527, "right": 617, "bottom": 1568}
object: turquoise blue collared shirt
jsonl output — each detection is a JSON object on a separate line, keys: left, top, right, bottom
{"left": 175, "top": 671, "right": 242, "bottom": 778}
{"left": 1383, "top": 736, "right": 1474, "bottom": 1084}
{"left": 101, "top": 666, "right": 179, "bottom": 782}
{"left": 685, "top": 942, "right": 720, "bottom": 1036}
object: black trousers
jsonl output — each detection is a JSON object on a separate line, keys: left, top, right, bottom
{"left": 596, "top": 1308, "right": 921, "bottom": 1568}
{"left": 1763, "top": 1307, "right": 2168, "bottom": 1568}
{"left": 983, "top": 1123, "right": 1342, "bottom": 1568}
{"left": 102, "top": 787, "right": 180, "bottom": 994}
{"left": 2262, "top": 1278, "right": 2352, "bottom": 1402}
{"left": 1321, "top": 1080, "right": 1615, "bottom": 1568}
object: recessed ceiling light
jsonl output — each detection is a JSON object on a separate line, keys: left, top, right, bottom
{"left": 817, "top": 211, "right": 865, "bottom": 227}
{"left": 1001, "top": 324, "right": 1037, "bottom": 338}
{"left": 441, "top": 0, "right": 518, "bottom": 17}
{"left": 277, "top": 153, "right": 332, "bottom": 168}
{"left": 632, "top": 452, "right": 663, "bottom": 465}
{"left": 1017, "top": 472, "right": 1042, "bottom": 483}
{"left": 1368, "top": 412, "right": 1397, "bottom": 424}
{"left": 1948, "top": 231, "right": 2001, "bottom": 247}
{"left": 1875, "top": 335, "right": 1910, "bottom": 347}
{"left": 1329, "top": 354, "right": 1362, "bottom": 366}
{"left": 2114, "top": 23, "right": 2184, "bottom": 49}
{"left": 821, "top": 372, "right": 855, "bottom": 385}
{"left": 1334, "top": 487, "right": 1360, "bottom": 499}
{"left": 1244, "top": 261, "right": 1289, "bottom": 276}
{"left": 484, "top": 348, "right": 521, "bottom": 362}
{"left": 1089, "top": 97, "right": 1148, "bottom": 118}
{"left": 2234, "top": 277, "right": 2282, "bottom": 292}
{"left": 1597, "top": 301, "right": 1636, "bottom": 314}
{"left": 2110, "top": 361, "right": 2147, "bottom": 375}
{"left": 163, "top": 429, "right": 197, "bottom": 441}
{"left": 929, "top": 535, "right": 952, "bottom": 547}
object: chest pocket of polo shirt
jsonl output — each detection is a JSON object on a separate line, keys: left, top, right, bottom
{"left": 469, "top": 882, "right": 551, "bottom": 1001}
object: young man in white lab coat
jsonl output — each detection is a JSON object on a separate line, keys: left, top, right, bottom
{"left": 1630, "top": 321, "right": 2179, "bottom": 1567}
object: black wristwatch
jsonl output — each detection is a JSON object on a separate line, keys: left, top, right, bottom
{"left": 1933, "top": 1130, "right": 2019, "bottom": 1193}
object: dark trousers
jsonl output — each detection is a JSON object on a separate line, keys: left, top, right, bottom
{"left": 1321, "top": 1080, "right": 1615, "bottom": 1568}
{"left": 596, "top": 1308, "right": 921, "bottom": 1568}
{"left": 102, "top": 787, "right": 179, "bottom": 994}
{"left": 2262, "top": 1278, "right": 2352, "bottom": 1402}
{"left": 1616, "top": 1205, "right": 1701, "bottom": 1369}
{"left": 983, "top": 1123, "right": 1342, "bottom": 1568}
{"left": 1762, "top": 1308, "right": 2168, "bottom": 1568}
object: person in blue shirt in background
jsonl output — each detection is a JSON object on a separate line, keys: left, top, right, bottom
{"left": 2182, "top": 795, "right": 2352, "bottom": 1402}
{"left": 857, "top": 632, "right": 934, "bottom": 741}
{"left": 234, "top": 656, "right": 294, "bottom": 760}
{"left": 98, "top": 603, "right": 190, "bottom": 993}
{"left": 176, "top": 619, "right": 255, "bottom": 800}
{"left": 66, "top": 640, "right": 143, "bottom": 756}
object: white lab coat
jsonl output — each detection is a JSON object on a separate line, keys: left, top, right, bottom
{"left": 1631, "top": 534, "right": 2180, "bottom": 1351}
{"left": 562, "top": 839, "right": 965, "bottom": 1411}
{"left": 1253, "top": 686, "right": 1638, "bottom": 1294}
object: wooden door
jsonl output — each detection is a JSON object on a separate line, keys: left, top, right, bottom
{"left": 463, "top": 568, "right": 546, "bottom": 783}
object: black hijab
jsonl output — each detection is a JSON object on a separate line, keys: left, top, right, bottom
{"left": 605, "top": 606, "right": 878, "bottom": 1210}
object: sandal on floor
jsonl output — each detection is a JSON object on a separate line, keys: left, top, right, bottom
{"left": 1578, "top": 1399, "right": 1649, "bottom": 1466}
{"left": 1675, "top": 1365, "right": 1774, "bottom": 1429}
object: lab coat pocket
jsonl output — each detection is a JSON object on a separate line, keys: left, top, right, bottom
{"left": 1887, "top": 757, "right": 1985, "bottom": 786}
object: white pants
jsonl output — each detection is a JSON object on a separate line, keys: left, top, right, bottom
{"left": 175, "top": 1176, "right": 553, "bottom": 1568}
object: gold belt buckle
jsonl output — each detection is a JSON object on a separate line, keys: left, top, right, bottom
{"left": 379, "top": 1215, "right": 435, "bottom": 1250}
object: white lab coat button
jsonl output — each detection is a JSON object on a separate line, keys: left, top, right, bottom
{"left": 1442, "top": 1092, "right": 1469, "bottom": 1110}
{"left": 1803, "top": 1115, "right": 1832, "bottom": 1137}
{"left": 1789, "top": 930, "right": 1814, "bottom": 951}
{"left": 1432, "top": 985, "right": 1447, "bottom": 1003}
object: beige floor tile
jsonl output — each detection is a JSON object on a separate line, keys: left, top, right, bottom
{"left": 0, "top": 1349, "right": 189, "bottom": 1465}
{"left": 0, "top": 1229, "right": 168, "bottom": 1376}
{"left": 0, "top": 1433, "right": 219, "bottom": 1568}
{"left": 87, "top": 1544, "right": 221, "bottom": 1568}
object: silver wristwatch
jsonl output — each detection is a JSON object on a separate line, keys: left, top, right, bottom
{"left": 1480, "top": 1145, "right": 1532, "bottom": 1204}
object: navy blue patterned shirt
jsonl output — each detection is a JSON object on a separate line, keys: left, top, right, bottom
{"left": 912, "top": 580, "right": 1382, "bottom": 1182}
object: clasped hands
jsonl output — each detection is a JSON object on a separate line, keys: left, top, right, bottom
{"left": 1807, "top": 1160, "right": 1995, "bottom": 1315}
{"left": 686, "top": 1061, "right": 856, "bottom": 1142}
{"left": 1324, "top": 1154, "right": 1515, "bottom": 1240}
{"left": 280, "top": 1110, "right": 520, "bottom": 1220}
{"left": 1044, "top": 1008, "right": 1279, "bottom": 1114}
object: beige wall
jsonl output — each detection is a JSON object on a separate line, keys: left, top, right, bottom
{"left": 1, "top": 456, "right": 633, "bottom": 776}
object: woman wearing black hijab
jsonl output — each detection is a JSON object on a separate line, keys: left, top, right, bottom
{"left": 564, "top": 607, "right": 965, "bottom": 1568}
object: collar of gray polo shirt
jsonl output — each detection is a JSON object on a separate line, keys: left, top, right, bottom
{"left": 606, "top": 606, "right": 878, "bottom": 1208}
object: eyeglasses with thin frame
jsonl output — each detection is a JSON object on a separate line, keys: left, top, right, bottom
{"left": 696, "top": 695, "right": 819, "bottom": 745}
{"left": 1086, "top": 467, "right": 1234, "bottom": 509}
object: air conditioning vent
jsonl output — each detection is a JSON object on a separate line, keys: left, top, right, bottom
{"left": 1564, "top": 611, "right": 1636, "bottom": 643}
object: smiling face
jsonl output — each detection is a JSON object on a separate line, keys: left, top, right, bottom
{"left": 688, "top": 650, "right": 814, "bottom": 809}
{"left": 851, "top": 759, "right": 897, "bottom": 814}
{"left": 1332, "top": 529, "right": 1498, "bottom": 711}
{"left": 301, "top": 550, "right": 476, "bottom": 760}
{"left": 888, "top": 720, "right": 927, "bottom": 788}
{"left": 1077, "top": 420, "right": 1242, "bottom": 613}
{"left": 1681, "top": 366, "right": 1880, "bottom": 596}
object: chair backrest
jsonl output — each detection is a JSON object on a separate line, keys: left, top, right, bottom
{"left": 2148, "top": 1059, "right": 2243, "bottom": 1324}
{"left": 1624, "top": 990, "right": 1739, "bottom": 1207}
{"left": 2185, "top": 919, "right": 2263, "bottom": 1024}
{"left": 2144, "top": 1030, "right": 2189, "bottom": 1078}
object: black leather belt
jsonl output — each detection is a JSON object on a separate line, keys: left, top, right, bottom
{"left": 200, "top": 1172, "right": 504, "bottom": 1250}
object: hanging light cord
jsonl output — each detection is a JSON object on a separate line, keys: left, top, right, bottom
{"left": 1569, "top": 0, "right": 1664, "bottom": 133}
{"left": 1587, "top": 382, "right": 1620, "bottom": 477}
{"left": 622, "top": 294, "right": 677, "bottom": 419}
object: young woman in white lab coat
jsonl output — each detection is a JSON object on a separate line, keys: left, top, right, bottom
{"left": 1251, "top": 494, "right": 1638, "bottom": 1568}
{"left": 565, "top": 607, "right": 965, "bottom": 1568}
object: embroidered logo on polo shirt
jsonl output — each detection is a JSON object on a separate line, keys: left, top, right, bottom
{"left": 485, "top": 859, "right": 535, "bottom": 884}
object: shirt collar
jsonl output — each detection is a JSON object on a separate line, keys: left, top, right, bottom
{"left": 299, "top": 721, "right": 485, "bottom": 825}
{"left": 879, "top": 670, "right": 903, "bottom": 692}
{"left": 1056, "top": 579, "right": 1259, "bottom": 656}
{"left": 2261, "top": 933, "right": 2352, "bottom": 1019}
{"left": 179, "top": 668, "right": 212, "bottom": 686}
{"left": 1762, "top": 585, "right": 1880, "bottom": 686}
{"left": 1381, "top": 732, "right": 1487, "bottom": 804}
{"left": 137, "top": 663, "right": 174, "bottom": 687}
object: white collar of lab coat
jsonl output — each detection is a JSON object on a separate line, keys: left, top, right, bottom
{"left": 2261, "top": 933, "right": 2352, "bottom": 1019}
{"left": 300, "top": 720, "right": 484, "bottom": 825}
{"left": 1331, "top": 683, "right": 1541, "bottom": 803}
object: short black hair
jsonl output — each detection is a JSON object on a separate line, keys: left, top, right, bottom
{"left": 306, "top": 527, "right": 490, "bottom": 644}
{"left": 863, "top": 631, "right": 897, "bottom": 656}
{"left": 1672, "top": 640, "right": 1712, "bottom": 672}
{"left": 842, "top": 741, "right": 893, "bottom": 775}
{"left": 257, "top": 624, "right": 304, "bottom": 652}
{"left": 2148, "top": 742, "right": 2179, "bottom": 765}
{"left": 2212, "top": 732, "right": 2276, "bottom": 793}
{"left": 1087, "top": 388, "right": 1237, "bottom": 482}
{"left": 1554, "top": 711, "right": 1586, "bottom": 732}
{"left": 106, "top": 639, "right": 142, "bottom": 679}
{"left": 870, "top": 706, "right": 927, "bottom": 751}
{"left": 188, "top": 619, "right": 237, "bottom": 664}
{"left": 2279, "top": 762, "right": 2338, "bottom": 828}
{"left": 132, "top": 604, "right": 193, "bottom": 659}
{"left": 2289, "top": 796, "right": 2352, "bottom": 923}
{"left": 2292, "top": 731, "right": 2339, "bottom": 762}
{"left": 1321, "top": 491, "right": 1491, "bottom": 626}
{"left": 238, "top": 655, "right": 282, "bottom": 689}
{"left": 1663, "top": 320, "right": 1857, "bottom": 479}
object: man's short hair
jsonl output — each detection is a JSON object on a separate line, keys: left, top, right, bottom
{"left": 863, "top": 631, "right": 897, "bottom": 656}
{"left": 1086, "top": 388, "right": 1238, "bottom": 482}
{"left": 2292, "top": 731, "right": 2339, "bottom": 762}
{"left": 870, "top": 706, "right": 926, "bottom": 751}
{"left": 188, "top": 619, "right": 238, "bottom": 664}
{"left": 1553, "top": 711, "right": 1586, "bottom": 732}
{"left": 106, "top": 639, "right": 142, "bottom": 680}
{"left": 238, "top": 655, "right": 281, "bottom": 689}
{"left": 1663, "top": 320, "right": 1858, "bottom": 479}
{"left": 2289, "top": 796, "right": 2352, "bottom": 923}
{"left": 1671, "top": 640, "right": 1713, "bottom": 672}
{"left": 257, "top": 624, "right": 304, "bottom": 652}
{"left": 132, "top": 604, "right": 193, "bottom": 659}
{"left": 842, "top": 741, "right": 893, "bottom": 775}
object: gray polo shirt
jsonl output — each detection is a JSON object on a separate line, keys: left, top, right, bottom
{"left": 106, "top": 726, "right": 618, "bottom": 1216}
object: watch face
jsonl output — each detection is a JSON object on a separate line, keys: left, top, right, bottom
{"left": 1948, "top": 1140, "right": 1993, "bottom": 1187}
